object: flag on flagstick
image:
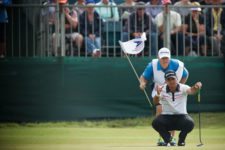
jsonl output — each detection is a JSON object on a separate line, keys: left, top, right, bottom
{"left": 118, "top": 32, "right": 153, "bottom": 108}
{"left": 119, "top": 32, "right": 147, "bottom": 55}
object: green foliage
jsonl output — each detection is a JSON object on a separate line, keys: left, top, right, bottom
{"left": 0, "top": 113, "right": 225, "bottom": 128}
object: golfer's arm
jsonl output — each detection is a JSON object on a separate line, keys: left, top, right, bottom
{"left": 153, "top": 95, "right": 160, "bottom": 105}
{"left": 186, "top": 86, "right": 199, "bottom": 95}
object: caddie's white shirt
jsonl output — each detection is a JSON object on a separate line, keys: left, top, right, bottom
{"left": 159, "top": 83, "right": 190, "bottom": 115}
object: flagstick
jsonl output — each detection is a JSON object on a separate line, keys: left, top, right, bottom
{"left": 124, "top": 52, "right": 153, "bottom": 108}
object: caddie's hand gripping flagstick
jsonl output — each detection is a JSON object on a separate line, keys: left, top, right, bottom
{"left": 124, "top": 52, "right": 153, "bottom": 108}
{"left": 119, "top": 33, "right": 153, "bottom": 108}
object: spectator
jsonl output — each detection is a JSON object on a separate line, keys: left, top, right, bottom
{"left": 200, "top": 0, "right": 212, "bottom": 5}
{"left": 205, "top": 0, "right": 225, "bottom": 56}
{"left": 135, "top": 0, "right": 148, "bottom": 3}
{"left": 41, "top": 0, "right": 57, "bottom": 26}
{"left": 119, "top": 0, "right": 136, "bottom": 41}
{"left": 174, "top": 0, "right": 192, "bottom": 17}
{"left": 200, "top": 0, "right": 212, "bottom": 13}
{"left": 74, "top": 0, "right": 86, "bottom": 16}
{"left": 155, "top": 0, "right": 184, "bottom": 55}
{"left": 40, "top": 0, "right": 57, "bottom": 55}
{"left": 120, "top": 0, "right": 136, "bottom": 15}
{"left": 79, "top": 0, "right": 103, "bottom": 57}
{"left": 145, "top": 0, "right": 163, "bottom": 19}
{"left": 183, "top": 2, "right": 207, "bottom": 56}
{"left": 52, "top": 1, "right": 83, "bottom": 56}
{"left": 129, "top": 2, "right": 157, "bottom": 55}
{"left": 171, "top": 0, "right": 180, "bottom": 4}
{"left": 47, "top": 0, "right": 57, "bottom": 26}
{"left": 95, "top": 0, "right": 119, "bottom": 22}
{"left": 0, "top": 0, "right": 11, "bottom": 58}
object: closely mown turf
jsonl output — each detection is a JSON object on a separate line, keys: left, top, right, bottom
{"left": 0, "top": 113, "right": 225, "bottom": 150}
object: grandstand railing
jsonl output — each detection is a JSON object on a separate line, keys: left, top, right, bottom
{"left": 1, "top": 4, "right": 225, "bottom": 57}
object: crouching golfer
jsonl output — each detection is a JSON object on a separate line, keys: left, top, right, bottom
{"left": 152, "top": 70, "right": 202, "bottom": 146}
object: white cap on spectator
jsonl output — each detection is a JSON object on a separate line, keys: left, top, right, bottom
{"left": 158, "top": 47, "right": 171, "bottom": 59}
{"left": 190, "top": 2, "right": 202, "bottom": 11}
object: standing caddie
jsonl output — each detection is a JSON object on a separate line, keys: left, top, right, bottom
{"left": 139, "top": 47, "right": 189, "bottom": 146}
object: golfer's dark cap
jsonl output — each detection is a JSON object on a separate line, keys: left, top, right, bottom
{"left": 165, "top": 70, "right": 177, "bottom": 80}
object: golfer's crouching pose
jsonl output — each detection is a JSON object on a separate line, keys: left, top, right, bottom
{"left": 152, "top": 70, "right": 202, "bottom": 146}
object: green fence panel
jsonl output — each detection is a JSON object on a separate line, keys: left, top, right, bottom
{"left": 0, "top": 57, "right": 224, "bottom": 122}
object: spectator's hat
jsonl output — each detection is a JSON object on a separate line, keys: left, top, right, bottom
{"left": 164, "top": 70, "right": 177, "bottom": 80}
{"left": 191, "top": 2, "right": 201, "bottom": 11}
{"left": 86, "top": 0, "right": 95, "bottom": 6}
{"left": 136, "top": 1, "right": 145, "bottom": 10}
{"left": 136, "top": 1, "right": 145, "bottom": 5}
{"left": 59, "top": 0, "right": 67, "bottom": 4}
{"left": 162, "top": 0, "right": 171, "bottom": 5}
{"left": 158, "top": 47, "right": 171, "bottom": 59}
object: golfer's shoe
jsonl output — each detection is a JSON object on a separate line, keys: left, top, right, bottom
{"left": 160, "top": 142, "right": 173, "bottom": 147}
{"left": 157, "top": 137, "right": 176, "bottom": 146}
{"left": 170, "top": 137, "right": 177, "bottom": 146}
{"left": 178, "top": 142, "right": 185, "bottom": 146}
{"left": 162, "top": 143, "right": 171, "bottom": 147}
{"left": 157, "top": 137, "right": 165, "bottom": 146}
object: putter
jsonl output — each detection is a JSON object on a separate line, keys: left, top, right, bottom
{"left": 197, "top": 90, "right": 203, "bottom": 147}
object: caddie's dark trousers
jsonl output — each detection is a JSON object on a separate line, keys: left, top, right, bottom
{"left": 152, "top": 114, "right": 194, "bottom": 144}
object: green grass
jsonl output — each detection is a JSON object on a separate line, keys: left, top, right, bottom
{"left": 0, "top": 113, "right": 225, "bottom": 150}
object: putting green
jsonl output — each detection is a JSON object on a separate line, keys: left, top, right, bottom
{"left": 0, "top": 113, "right": 225, "bottom": 150}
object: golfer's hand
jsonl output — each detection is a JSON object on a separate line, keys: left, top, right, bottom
{"left": 194, "top": 82, "right": 202, "bottom": 90}
{"left": 139, "top": 83, "right": 146, "bottom": 91}
{"left": 156, "top": 85, "right": 163, "bottom": 95}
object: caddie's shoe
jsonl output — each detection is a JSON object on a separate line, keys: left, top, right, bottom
{"left": 178, "top": 142, "right": 185, "bottom": 146}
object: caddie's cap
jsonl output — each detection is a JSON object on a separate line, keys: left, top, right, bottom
{"left": 158, "top": 47, "right": 171, "bottom": 59}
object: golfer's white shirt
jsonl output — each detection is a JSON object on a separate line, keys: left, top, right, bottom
{"left": 159, "top": 83, "right": 190, "bottom": 115}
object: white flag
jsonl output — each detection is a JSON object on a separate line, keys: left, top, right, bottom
{"left": 119, "top": 32, "right": 147, "bottom": 55}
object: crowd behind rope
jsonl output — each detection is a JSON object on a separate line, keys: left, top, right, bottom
{"left": 1, "top": 0, "right": 225, "bottom": 57}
